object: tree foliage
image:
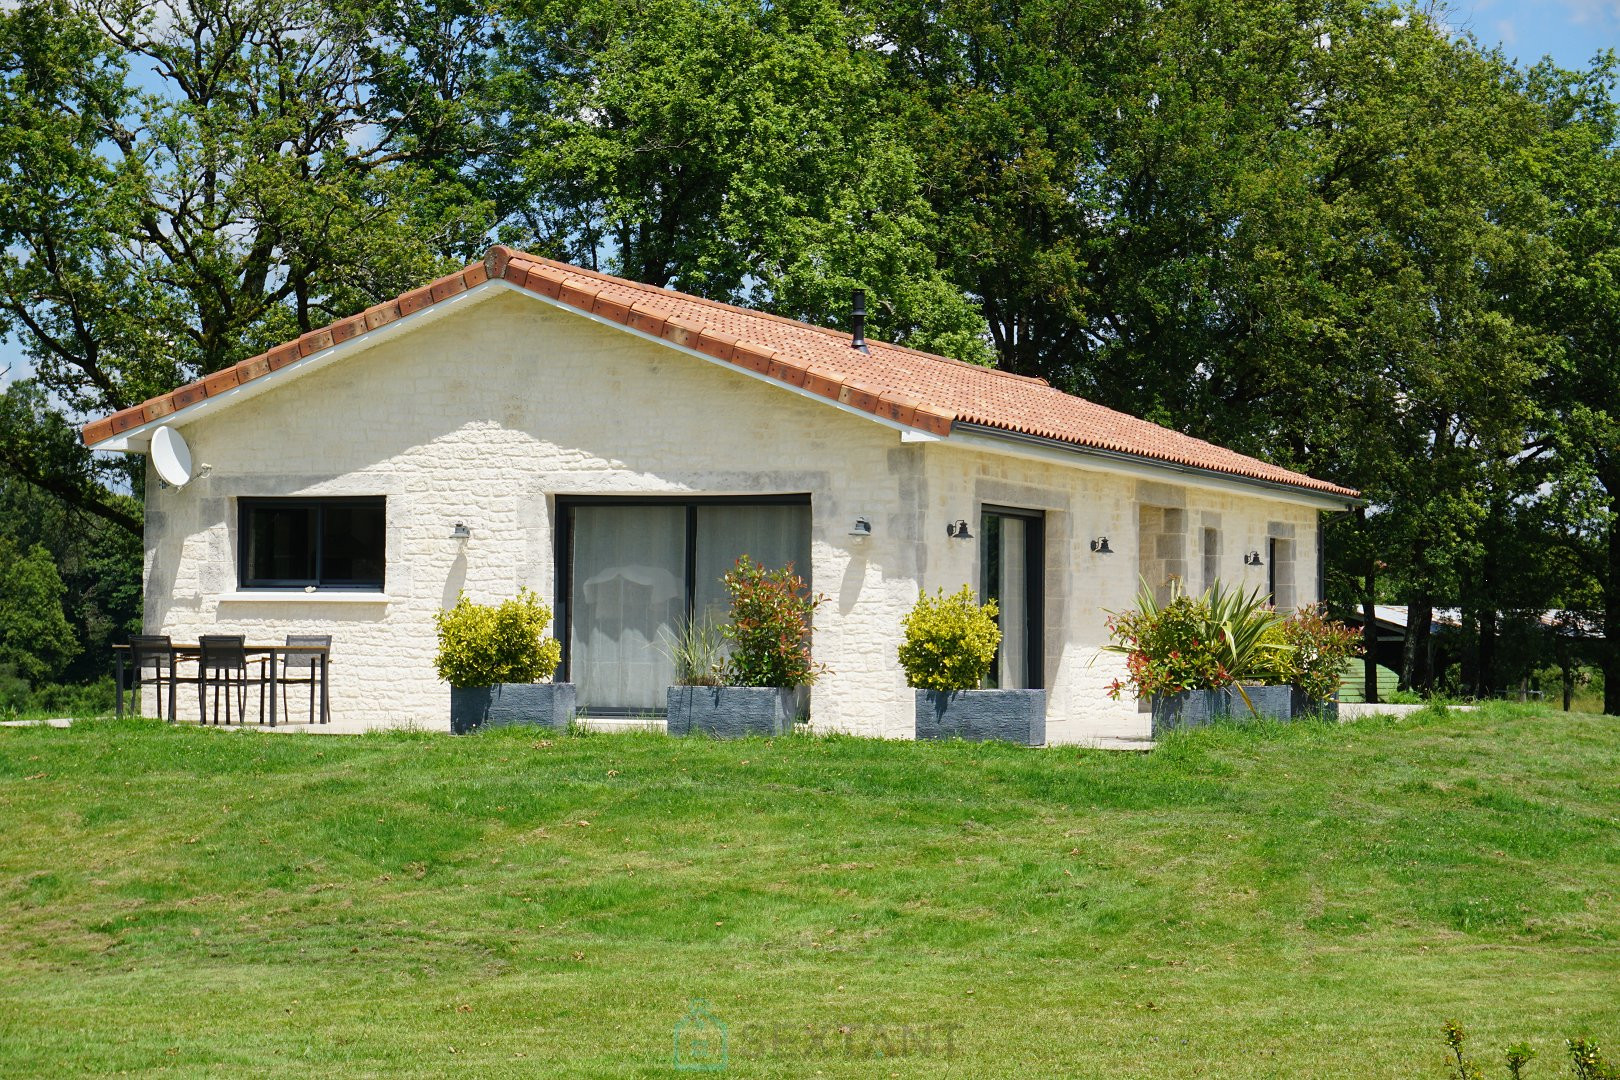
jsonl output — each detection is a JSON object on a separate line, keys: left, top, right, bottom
{"left": 0, "top": 535, "right": 80, "bottom": 683}
{"left": 0, "top": 0, "right": 1616, "bottom": 710}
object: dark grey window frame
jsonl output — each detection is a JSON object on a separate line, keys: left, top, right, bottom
{"left": 237, "top": 497, "right": 387, "bottom": 591}
{"left": 554, "top": 494, "right": 812, "bottom": 714}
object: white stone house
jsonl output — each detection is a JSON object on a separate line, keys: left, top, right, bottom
{"left": 82, "top": 246, "right": 1361, "bottom": 741}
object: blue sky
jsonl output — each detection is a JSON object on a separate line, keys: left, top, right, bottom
{"left": 1449, "top": 0, "right": 1619, "bottom": 70}
{"left": 3, "top": 3, "right": 1615, "bottom": 396}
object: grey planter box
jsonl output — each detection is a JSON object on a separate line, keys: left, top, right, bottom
{"left": 914, "top": 689, "right": 1047, "bottom": 746}
{"left": 666, "top": 685, "right": 808, "bottom": 738}
{"left": 1151, "top": 685, "right": 1337, "bottom": 735}
{"left": 451, "top": 682, "right": 575, "bottom": 735}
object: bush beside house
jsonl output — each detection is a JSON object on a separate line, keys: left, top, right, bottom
{"left": 434, "top": 589, "right": 572, "bottom": 734}
{"left": 666, "top": 557, "right": 825, "bottom": 738}
{"left": 901, "top": 586, "right": 1046, "bottom": 746}
{"left": 1105, "top": 579, "right": 1359, "bottom": 735}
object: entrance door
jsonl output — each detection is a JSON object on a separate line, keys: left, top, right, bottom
{"left": 560, "top": 498, "right": 811, "bottom": 713}
{"left": 979, "top": 507, "right": 1044, "bottom": 689}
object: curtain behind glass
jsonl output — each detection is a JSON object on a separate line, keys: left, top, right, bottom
{"left": 571, "top": 506, "right": 686, "bottom": 711}
{"left": 692, "top": 505, "right": 812, "bottom": 623}
{"left": 997, "top": 516, "right": 1029, "bottom": 689}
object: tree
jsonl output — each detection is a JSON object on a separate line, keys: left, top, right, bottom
{"left": 1525, "top": 53, "right": 1620, "bottom": 714}
{"left": 0, "top": 535, "right": 79, "bottom": 684}
{"left": 491, "top": 0, "right": 993, "bottom": 360}
{"left": 0, "top": 0, "right": 499, "bottom": 532}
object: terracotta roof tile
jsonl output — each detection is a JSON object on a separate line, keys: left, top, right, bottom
{"left": 79, "top": 245, "right": 1359, "bottom": 499}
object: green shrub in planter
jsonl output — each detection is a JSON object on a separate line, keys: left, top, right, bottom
{"left": 898, "top": 586, "right": 1000, "bottom": 691}
{"left": 435, "top": 590, "right": 568, "bottom": 734}
{"left": 901, "top": 587, "right": 1044, "bottom": 745}
{"left": 720, "top": 556, "right": 826, "bottom": 688}
{"left": 434, "top": 589, "right": 562, "bottom": 689}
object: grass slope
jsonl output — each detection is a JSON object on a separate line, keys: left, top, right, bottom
{"left": 0, "top": 704, "right": 1616, "bottom": 1078}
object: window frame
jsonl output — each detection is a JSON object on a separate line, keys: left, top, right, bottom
{"left": 978, "top": 503, "right": 1046, "bottom": 691}
{"left": 237, "top": 496, "right": 387, "bottom": 591}
{"left": 554, "top": 494, "right": 813, "bottom": 713}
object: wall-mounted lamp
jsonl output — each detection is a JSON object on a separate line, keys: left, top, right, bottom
{"left": 451, "top": 522, "right": 471, "bottom": 540}
{"left": 849, "top": 517, "right": 872, "bottom": 539}
{"left": 1090, "top": 536, "right": 1113, "bottom": 554}
{"left": 946, "top": 519, "right": 973, "bottom": 540}
{"left": 1245, "top": 550, "right": 1263, "bottom": 566}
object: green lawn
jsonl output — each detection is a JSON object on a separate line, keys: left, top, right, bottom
{"left": 0, "top": 705, "right": 1616, "bottom": 1078}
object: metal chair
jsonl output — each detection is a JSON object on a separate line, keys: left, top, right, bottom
{"left": 198, "top": 635, "right": 264, "bottom": 726}
{"left": 129, "top": 635, "right": 179, "bottom": 721}
{"left": 280, "top": 635, "right": 332, "bottom": 725}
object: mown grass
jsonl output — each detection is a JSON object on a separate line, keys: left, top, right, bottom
{"left": 0, "top": 703, "right": 1616, "bottom": 1077}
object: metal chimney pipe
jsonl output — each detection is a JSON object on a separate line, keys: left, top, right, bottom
{"left": 850, "top": 289, "right": 869, "bottom": 353}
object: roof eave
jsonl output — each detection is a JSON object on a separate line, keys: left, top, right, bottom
{"left": 946, "top": 422, "right": 1364, "bottom": 510}
{"left": 85, "top": 281, "right": 506, "bottom": 452}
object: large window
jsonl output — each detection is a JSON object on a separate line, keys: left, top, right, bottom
{"left": 558, "top": 497, "right": 811, "bottom": 713}
{"left": 239, "top": 498, "right": 386, "bottom": 590}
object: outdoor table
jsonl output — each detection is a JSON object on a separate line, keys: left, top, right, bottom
{"left": 113, "top": 643, "right": 330, "bottom": 727}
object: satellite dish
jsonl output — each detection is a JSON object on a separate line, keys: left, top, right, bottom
{"left": 151, "top": 425, "right": 193, "bottom": 487}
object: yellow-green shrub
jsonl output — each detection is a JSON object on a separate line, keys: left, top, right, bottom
{"left": 433, "top": 588, "right": 562, "bottom": 689}
{"left": 898, "top": 586, "right": 1001, "bottom": 692}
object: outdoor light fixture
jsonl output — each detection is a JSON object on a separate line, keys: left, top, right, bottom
{"left": 849, "top": 517, "right": 872, "bottom": 538}
{"left": 1090, "top": 536, "right": 1113, "bottom": 554}
{"left": 946, "top": 519, "right": 972, "bottom": 539}
{"left": 451, "top": 522, "right": 471, "bottom": 540}
{"left": 1245, "top": 550, "right": 1263, "bottom": 566}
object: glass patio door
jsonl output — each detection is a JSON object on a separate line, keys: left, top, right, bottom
{"left": 569, "top": 505, "right": 687, "bottom": 713}
{"left": 563, "top": 499, "right": 811, "bottom": 713}
{"left": 980, "top": 507, "right": 1044, "bottom": 690}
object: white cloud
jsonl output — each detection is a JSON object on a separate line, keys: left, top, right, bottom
{"left": 1562, "top": 0, "right": 1620, "bottom": 27}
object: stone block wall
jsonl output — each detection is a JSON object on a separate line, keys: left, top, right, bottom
{"left": 140, "top": 285, "right": 1330, "bottom": 742}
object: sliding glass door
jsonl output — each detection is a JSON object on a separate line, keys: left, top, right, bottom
{"left": 980, "top": 507, "right": 1044, "bottom": 690}
{"left": 560, "top": 498, "right": 811, "bottom": 713}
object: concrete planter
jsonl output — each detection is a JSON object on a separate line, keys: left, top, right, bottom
{"left": 1293, "top": 689, "right": 1339, "bottom": 722}
{"left": 666, "top": 685, "right": 808, "bottom": 738}
{"left": 451, "top": 682, "right": 576, "bottom": 735}
{"left": 914, "top": 689, "right": 1047, "bottom": 746}
{"left": 1151, "top": 685, "right": 1337, "bottom": 735}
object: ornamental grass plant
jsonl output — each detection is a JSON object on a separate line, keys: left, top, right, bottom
{"left": 1105, "top": 579, "right": 1361, "bottom": 713}
{"left": 1103, "top": 578, "right": 1288, "bottom": 705}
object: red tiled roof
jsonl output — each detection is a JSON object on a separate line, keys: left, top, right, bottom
{"left": 81, "top": 246, "right": 1359, "bottom": 499}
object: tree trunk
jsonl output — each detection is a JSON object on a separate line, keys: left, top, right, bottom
{"left": 1362, "top": 569, "right": 1379, "bottom": 705}
{"left": 1401, "top": 594, "right": 1432, "bottom": 694}
{"left": 1459, "top": 565, "right": 1478, "bottom": 697}
{"left": 1605, "top": 493, "right": 1620, "bottom": 716}
{"left": 1478, "top": 607, "right": 1498, "bottom": 699}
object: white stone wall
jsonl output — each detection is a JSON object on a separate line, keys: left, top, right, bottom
{"left": 140, "top": 286, "right": 1328, "bottom": 740}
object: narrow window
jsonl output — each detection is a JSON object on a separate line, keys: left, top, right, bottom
{"left": 240, "top": 498, "right": 385, "bottom": 590}
{"left": 1267, "top": 537, "right": 1295, "bottom": 611}
{"left": 980, "top": 506, "right": 1044, "bottom": 690}
{"left": 1201, "top": 527, "right": 1219, "bottom": 593}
